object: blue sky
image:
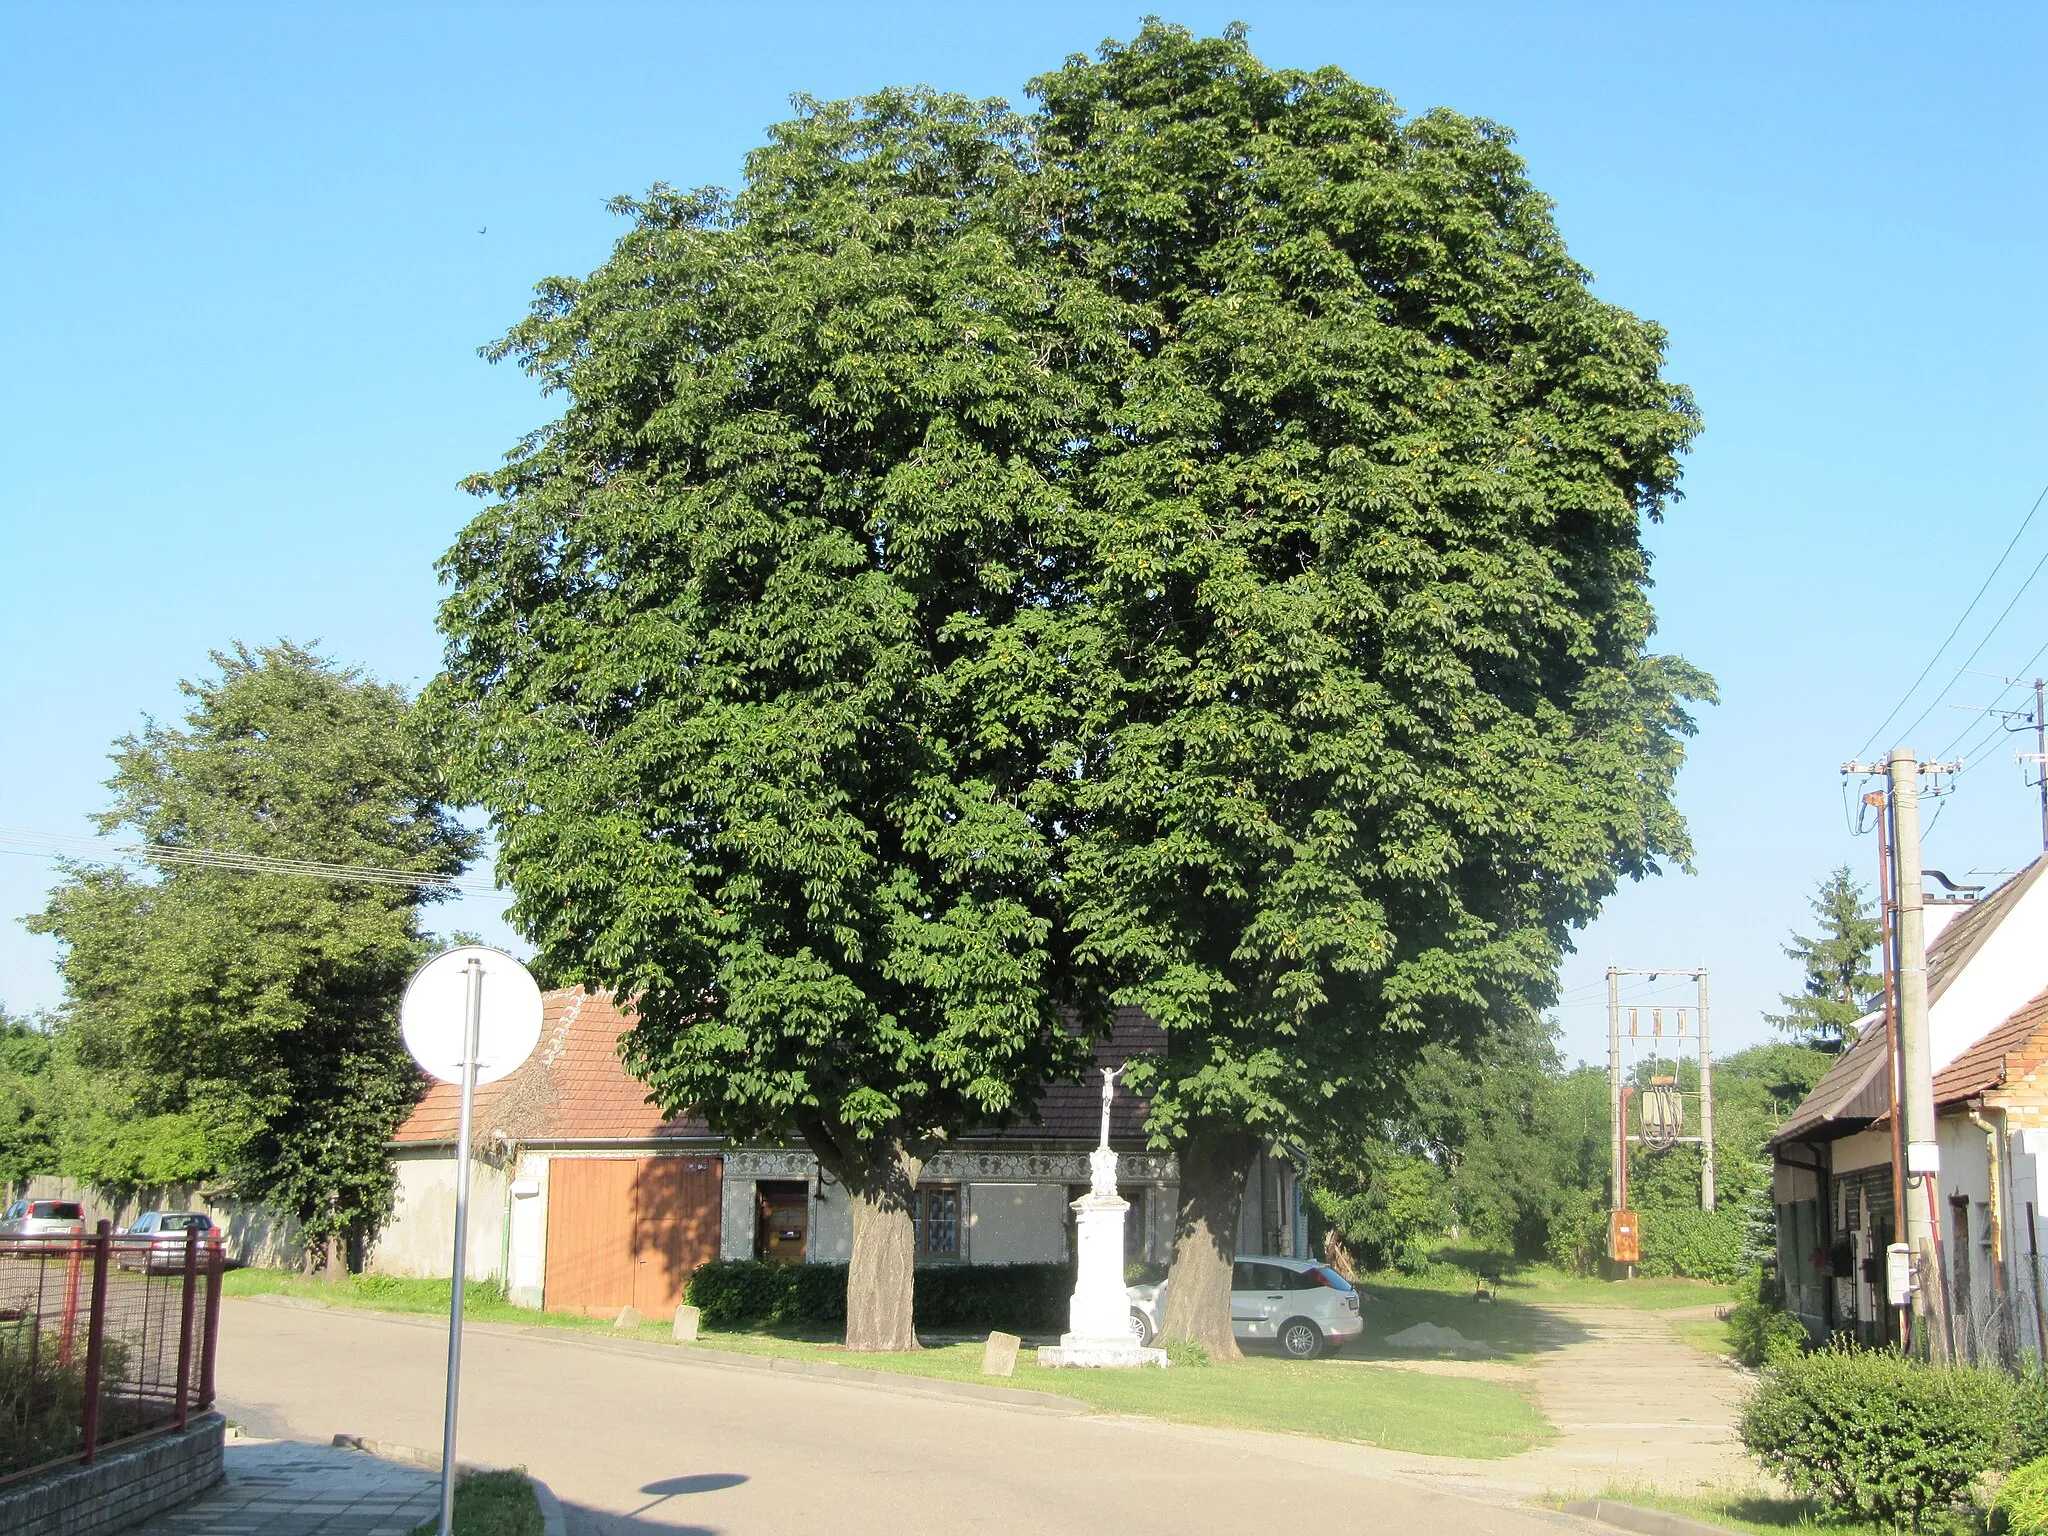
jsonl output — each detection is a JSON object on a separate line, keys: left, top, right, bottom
{"left": 2, "top": 3, "right": 2043, "bottom": 1067}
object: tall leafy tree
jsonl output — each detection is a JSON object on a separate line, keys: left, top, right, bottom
{"left": 29, "top": 643, "right": 474, "bottom": 1261}
{"left": 427, "top": 92, "right": 1114, "bottom": 1349}
{"left": 1765, "top": 866, "right": 1881, "bottom": 1052}
{"left": 1034, "top": 24, "right": 1712, "bottom": 1352}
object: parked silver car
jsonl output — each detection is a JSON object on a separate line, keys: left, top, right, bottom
{"left": 123, "top": 1211, "right": 222, "bottom": 1270}
{"left": 1127, "top": 1256, "right": 1365, "bottom": 1359}
{"left": 0, "top": 1199, "right": 87, "bottom": 1253}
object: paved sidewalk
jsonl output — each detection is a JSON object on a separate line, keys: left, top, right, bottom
{"left": 131, "top": 1438, "right": 439, "bottom": 1536}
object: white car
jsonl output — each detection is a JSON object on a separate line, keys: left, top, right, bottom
{"left": 1127, "top": 1255, "right": 1365, "bottom": 1359}
{"left": 123, "top": 1211, "right": 222, "bottom": 1271}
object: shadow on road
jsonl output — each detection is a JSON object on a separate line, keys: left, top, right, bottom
{"left": 560, "top": 1472, "right": 750, "bottom": 1533}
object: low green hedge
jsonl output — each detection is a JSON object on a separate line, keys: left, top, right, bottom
{"left": 1998, "top": 1455, "right": 2048, "bottom": 1535}
{"left": 1740, "top": 1344, "right": 2010, "bottom": 1529}
{"left": 686, "top": 1261, "right": 1071, "bottom": 1333}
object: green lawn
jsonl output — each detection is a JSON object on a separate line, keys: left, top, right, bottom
{"left": 1345, "top": 1259, "right": 1736, "bottom": 1363}
{"left": 223, "top": 1268, "right": 1551, "bottom": 1459}
{"left": 408, "top": 1468, "right": 541, "bottom": 1536}
{"left": 1669, "top": 1317, "right": 1737, "bottom": 1359}
{"left": 1560, "top": 1485, "right": 1986, "bottom": 1536}
{"left": 676, "top": 1331, "right": 1551, "bottom": 1458}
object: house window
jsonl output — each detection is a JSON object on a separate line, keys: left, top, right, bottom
{"left": 914, "top": 1185, "right": 960, "bottom": 1260}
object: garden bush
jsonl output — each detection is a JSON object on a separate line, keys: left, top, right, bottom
{"left": 1636, "top": 1205, "right": 1745, "bottom": 1283}
{"left": 1997, "top": 1455, "right": 2048, "bottom": 1535}
{"left": 1725, "top": 1274, "right": 1808, "bottom": 1368}
{"left": 2010, "top": 1361, "right": 2048, "bottom": 1470}
{"left": 1740, "top": 1344, "right": 2010, "bottom": 1528}
{"left": 686, "top": 1261, "right": 1070, "bottom": 1333}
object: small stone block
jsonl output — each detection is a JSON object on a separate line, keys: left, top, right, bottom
{"left": 614, "top": 1305, "right": 643, "bottom": 1329}
{"left": 672, "top": 1304, "right": 701, "bottom": 1342}
{"left": 980, "top": 1331, "right": 1020, "bottom": 1376}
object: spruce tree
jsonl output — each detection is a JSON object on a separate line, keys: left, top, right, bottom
{"left": 1766, "top": 867, "right": 1881, "bottom": 1052}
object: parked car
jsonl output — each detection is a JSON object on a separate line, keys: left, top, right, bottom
{"left": 123, "top": 1211, "right": 222, "bottom": 1270}
{"left": 0, "top": 1199, "right": 87, "bottom": 1254}
{"left": 1127, "top": 1255, "right": 1364, "bottom": 1359}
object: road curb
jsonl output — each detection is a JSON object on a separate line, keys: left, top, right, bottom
{"left": 1562, "top": 1498, "right": 1746, "bottom": 1536}
{"left": 246, "top": 1294, "right": 1084, "bottom": 1415}
{"left": 332, "top": 1433, "right": 568, "bottom": 1536}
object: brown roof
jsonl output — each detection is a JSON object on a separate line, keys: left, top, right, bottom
{"left": 394, "top": 993, "right": 1165, "bottom": 1149}
{"left": 1769, "top": 1013, "right": 1892, "bottom": 1147}
{"left": 396, "top": 989, "right": 709, "bottom": 1146}
{"left": 1928, "top": 856, "right": 2045, "bottom": 1004}
{"left": 1931, "top": 985, "right": 2048, "bottom": 1105}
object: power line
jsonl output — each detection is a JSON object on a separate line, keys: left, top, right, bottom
{"left": 1887, "top": 542, "right": 2048, "bottom": 749}
{"left": 0, "top": 825, "right": 506, "bottom": 897}
{"left": 1856, "top": 481, "right": 2048, "bottom": 757}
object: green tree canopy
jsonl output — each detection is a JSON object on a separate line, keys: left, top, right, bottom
{"left": 29, "top": 643, "right": 475, "bottom": 1256}
{"left": 1033, "top": 23, "right": 1711, "bottom": 1349}
{"left": 1765, "top": 866, "right": 1882, "bottom": 1052}
{"left": 428, "top": 91, "right": 1114, "bottom": 1348}
{"left": 433, "top": 20, "right": 1710, "bottom": 1352}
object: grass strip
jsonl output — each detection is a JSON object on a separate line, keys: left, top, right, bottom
{"left": 223, "top": 1268, "right": 1551, "bottom": 1459}
{"left": 1557, "top": 1483, "right": 1986, "bottom": 1535}
{"left": 408, "top": 1468, "right": 541, "bottom": 1536}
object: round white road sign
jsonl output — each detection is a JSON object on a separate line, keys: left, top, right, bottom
{"left": 400, "top": 946, "right": 543, "bottom": 1085}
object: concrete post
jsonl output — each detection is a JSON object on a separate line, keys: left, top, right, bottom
{"left": 1890, "top": 748, "right": 1949, "bottom": 1362}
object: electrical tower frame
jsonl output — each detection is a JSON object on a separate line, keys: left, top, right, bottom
{"left": 1606, "top": 966, "right": 1716, "bottom": 1219}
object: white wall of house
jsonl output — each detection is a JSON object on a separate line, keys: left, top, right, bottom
{"left": 1931, "top": 871, "right": 2048, "bottom": 1072}
{"left": 368, "top": 1149, "right": 508, "bottom": 1282}
{"left": 505, "top": 1151, "right": 548, "bottom": 1307}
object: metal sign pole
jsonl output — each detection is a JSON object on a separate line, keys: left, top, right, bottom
{"left": 439, "top": 958, "right": 483, "bottom": 1536}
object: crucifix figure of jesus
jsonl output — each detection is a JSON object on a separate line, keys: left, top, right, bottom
{"left": 1098, "top": 1064, "right": 1122, "bottom": 1150}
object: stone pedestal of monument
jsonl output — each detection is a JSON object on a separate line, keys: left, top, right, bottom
{"left": 1038, "top": 1078, "right": 1168, "bottom": 1370}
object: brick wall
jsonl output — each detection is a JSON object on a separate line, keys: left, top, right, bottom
{"left": 0, "top": 1415, "right": 225, "bottom": 1536}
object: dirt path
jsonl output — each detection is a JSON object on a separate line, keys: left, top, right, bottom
{"left": 1368, "top": 1300, "right": 1757, "bottom": 1502}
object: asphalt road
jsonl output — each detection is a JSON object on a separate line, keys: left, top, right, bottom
{"left": 216, "top": 1299, "right": 1592, "bottom": 1535}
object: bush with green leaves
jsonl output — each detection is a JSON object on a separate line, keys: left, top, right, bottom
{"left": 1725, "top": 1276, "right": 1807, "bottom": 1369}
{"left": 1996, "top": 1455, "right": 2048, "bottom": 1535}
{"left": 2010, "top": 1362, "right": 2048, "bottom": 1471}
{"left": 1740, "top": 1345, "right": 2010, "bottom": 1528}
{"left": 686, "top": 1261, "right": 1071, "bottom": 1334}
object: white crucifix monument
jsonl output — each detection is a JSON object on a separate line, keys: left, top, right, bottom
{"left": 1038, "top": 1066, "right": 1168, "bottom": 1369}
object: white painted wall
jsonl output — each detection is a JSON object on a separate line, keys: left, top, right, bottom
{"left": 367, "top": 1150, "right": 508, "bottom": 1282}
{"left": 967, "top": 1183, "right": 1069, "bottom": 1265}
{"left": 506, "top": 1152, "right": 548, "bottom": 1308}
{"left": 1931, "top": 870, "right": 2048, "bottom": 1072}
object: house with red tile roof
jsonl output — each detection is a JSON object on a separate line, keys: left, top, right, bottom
{"left": 368, "top": 990, "right": 1309, "bottom": 1321}
{"left": 1768, "top": 854, "right": 2048, "bottom": 1359}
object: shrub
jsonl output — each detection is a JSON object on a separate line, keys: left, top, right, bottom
{"left": 1637, "top": 1205, "right": 1745, "bottom": 1283}
{"left": 1726, "top": 1274, "right": 1808, "bottom": 1369}
{"left": 1998, "top": 1455, "right": 2048, "bottom": 1535}
{"left": 1740, "top": 1345, "right": 2010, "bottom": 1528}
{"left": 2011, "top": 1361, "right": 2048, "bottom": 1469}
{"left": 1545, "top": 1187, "right": 1606, "bottom": 1277}
{"left": 685, "top": 1261, "right": 1071, "bottom": 1333}
{"left": 1163, "top": 1338, "right": 1210, "bottom": 1368}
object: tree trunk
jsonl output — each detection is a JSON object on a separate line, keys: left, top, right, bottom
{"left": 1160, "top": 1128, "right": 1260, "bottom": 1361}
{"left": 325, "top": 1231, "right": 342, "bottom": 1282}
{"left": 819, "top": 1132, "right": 924, "bottom": 1352}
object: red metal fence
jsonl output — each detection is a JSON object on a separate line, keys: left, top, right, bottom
{"left": 0, "top": 1223, "right": 223, "bottom": 1484}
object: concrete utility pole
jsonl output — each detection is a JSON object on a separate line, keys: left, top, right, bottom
{"left": 1608, "top": 968, "right": 1623, "bottom": 1212}
{"left": 1847, "top": 751, "right": 1959, "bottom": 1360}
{"left": 2035, "top": 679, "right": 2047, "bottom": 855}
{"left": 1698, "top": 970, "right": 1715, "bottom": 1212}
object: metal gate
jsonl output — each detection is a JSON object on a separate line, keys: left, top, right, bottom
{"left": 544, "top": 1156, "right": 721, "bottom": 1321}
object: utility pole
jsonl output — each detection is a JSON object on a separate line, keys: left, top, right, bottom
{"left": 1608, "top": 967, "right": 1623, "bottom": 1212}
{"left": 1847, "top": 750, "right": 1958, "bottom": 1360}
{"left": 1698, "top": 970, "right": 1715, "bottom": 1212}
{"left": 2035, "top": 679, "right": 2046, "bottom": 855}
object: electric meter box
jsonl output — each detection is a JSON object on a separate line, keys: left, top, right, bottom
{"left": 1886, "top": 1242, "right": 1913, "bottom": 1307}
{"left": 1609, "top": 1209, "right": 1640, "bottom": 1264}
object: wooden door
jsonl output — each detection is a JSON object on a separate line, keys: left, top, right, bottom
{"left": 632, "top": 1157, "right": 721, "bottom": 1318}
{"left": 546, "top": 1155, "right": 721, "bottom": 1321}
{"left": 545, "top": 1158, "right": 639, "bottom": 1317}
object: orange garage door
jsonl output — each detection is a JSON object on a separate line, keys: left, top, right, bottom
{"left": 544, "top": 1156, "right": 721, "bottom": 1320}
